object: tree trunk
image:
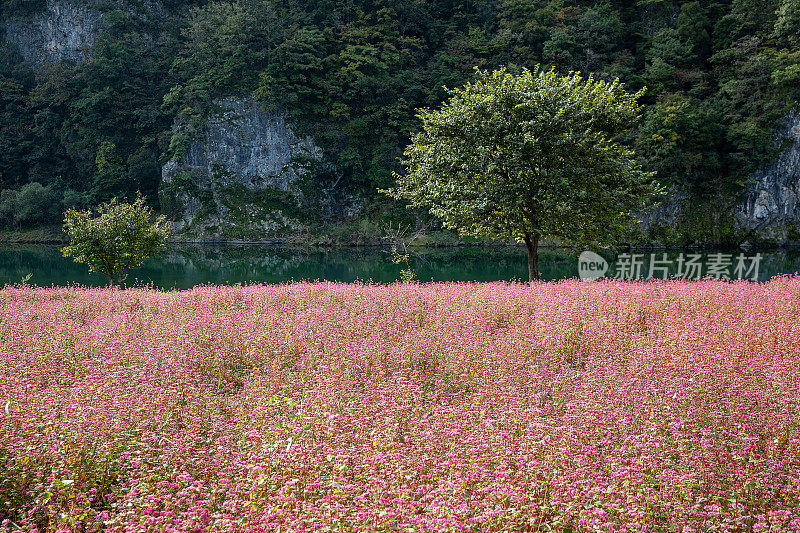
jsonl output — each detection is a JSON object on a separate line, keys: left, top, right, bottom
{"left": 523, "top": 233, "right": 540, "bottom": 281}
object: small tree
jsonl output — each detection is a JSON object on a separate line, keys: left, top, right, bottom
{"left": 385, "top": 66, "right": 661, "bottom": 280}
{"left": 62, "top": 193, "right": 170, "bottom": 285}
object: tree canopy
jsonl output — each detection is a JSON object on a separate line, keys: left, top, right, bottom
{"left": 61, "top": 194, "right": 170, "bottom": 285}
{"left": 387, "top": 66, "right": 659, "bottom": 280}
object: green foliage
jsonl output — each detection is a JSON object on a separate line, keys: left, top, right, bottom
{"left": 385, "top": 66, "right": 660, "bottom": 280}
{"left": 788, "top": 222, "right": 800, "bottom": 242}
{"left": 0, "top": 0, "right": 798, "bottom": 243}
{"left": 158, "top": 171, "right": 200, "bottom": 219}
{"left": 637, "top": 94, "right": 728, "bottom": 199}
{"left": 774, "top": 0, "right": 800, "bottom": 46}
{"left": 0, "top": 0, "right": 46, "bottom": 16}
{"left": 391, "top": 245, "right": 417, "bottom": 283}
{"left": 61, "top": 193, "right": 169, "bottom": 285}
{"left": 62, "top": 188, "right": 91, "bottom": 211}
{"left": 93, "top": 140, "right": 127, "bottom": 202}
{"left": 0, "top": 5, "right": 176, "bottom": 220}
{"left": 0, "top": 182, "right": 62, "bottom": 228}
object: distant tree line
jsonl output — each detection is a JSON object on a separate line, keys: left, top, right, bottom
{"left": 1, "top": 0, "right": 798, "bottom": 242}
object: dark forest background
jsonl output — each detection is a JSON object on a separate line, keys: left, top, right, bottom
{"left": 1, "top": 0, "right": 799, "bottom": 240}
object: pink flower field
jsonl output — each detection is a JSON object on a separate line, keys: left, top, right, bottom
{"left": 1, "top": 279, "right": 800, "bottom": 532}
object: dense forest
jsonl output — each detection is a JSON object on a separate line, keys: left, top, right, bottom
{"left": 1, "top": 0, "right": 799, "bottom": 242}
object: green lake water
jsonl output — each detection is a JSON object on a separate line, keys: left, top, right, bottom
{"left": 0, "top": 245, "right": 798, "bottom": 289}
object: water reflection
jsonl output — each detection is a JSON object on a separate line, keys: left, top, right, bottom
{"left": 0, "top": 245, "right": 798, "bottom": 289}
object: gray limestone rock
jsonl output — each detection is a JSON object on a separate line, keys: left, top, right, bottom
{"left": 3, "top": 0, "right": 104, "bottom": 66}
{"left": 640, "top": 111, "right": 800, "bottom": 244}
{"left": 735, "top": 111, "right": 800, "bottom": 241}
{"left": 160, "top": 97, "right": 322, "bottom": 238}
{"left": 2, "top": 0, "right": 165, "bottom": 68}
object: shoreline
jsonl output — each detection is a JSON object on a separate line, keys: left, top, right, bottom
{"left": 2, "top": 226, "right": 799, "bottom": 250}
{"left": 4, "top": 239, "right": 800, "bottom": 251}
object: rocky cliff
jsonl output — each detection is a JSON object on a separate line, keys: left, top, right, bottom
{"left": 2, "top": 0, "right": 104, "bottom": 65}
{"left": 640, "top": 111, "right": 800, "bottom": 244}
{"left": 159, "top": 97, "right": 322, "bottom": 240}
{"left": 2, "top": 0, "right": 165, "bottom": 67}
{"left": 633, "top": 0, "right": 800, "bottom": 243}
{"left": 735, "top": 111, "right": 800, "bottom": 241}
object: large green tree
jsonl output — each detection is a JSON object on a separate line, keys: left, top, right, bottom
{"left": 386, "top": 66, "right": 660, "bottom": 280}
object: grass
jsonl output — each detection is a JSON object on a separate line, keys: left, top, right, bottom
{"left": 1, "top": 279, "right": 799, "bottom": 532}
{"left": 0, "top": 226, "right": 66, "bottom": 244}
